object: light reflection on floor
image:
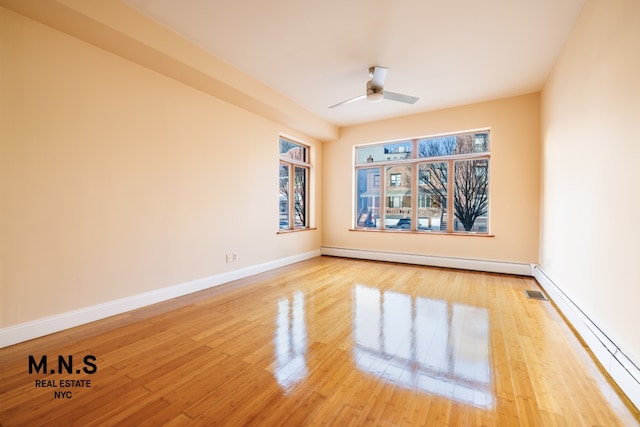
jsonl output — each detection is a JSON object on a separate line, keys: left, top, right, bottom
{"left": 273, "top": 291, "right": 307, "bottom": 392}
{"left": 272, "top": 285, "right": 493, "bottom": 408}
{"left": 352, "top": 284, "right": 493, "bottom": 408}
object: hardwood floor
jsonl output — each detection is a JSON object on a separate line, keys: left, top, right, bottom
{"left": 1, "top": 256, "right": 638, "bottom": 426}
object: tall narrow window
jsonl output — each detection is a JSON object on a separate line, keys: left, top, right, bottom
{"left": 279, "top": 138, "right": 310, "bottom": 231}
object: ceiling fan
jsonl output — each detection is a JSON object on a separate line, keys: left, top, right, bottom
{"left": 329, "top": 66, "right": 419, "bottom": 109}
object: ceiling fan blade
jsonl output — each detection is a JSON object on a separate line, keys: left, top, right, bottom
{"left": 383, "top": 91, "right": 419, "bottom": 104}
{"left": 370, "top": 66, "right": 388, "bottom": 91}
{"left": 328, "top": 94, "right": 367, "bottom": 109}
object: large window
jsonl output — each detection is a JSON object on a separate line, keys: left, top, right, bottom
{"left": 354, "top": 131, "right": 490, "bottom": 233}
{"left": 279, "top": 138, "right": 310, "bottom": 231}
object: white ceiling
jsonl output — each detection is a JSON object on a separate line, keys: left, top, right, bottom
{"left": 123, "top": 0, "right": 585, "bottom": 127}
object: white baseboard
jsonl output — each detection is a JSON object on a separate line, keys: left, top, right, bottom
{"left": 533, "top": 266, "right": 640, "bottom": 410}
{"left": 320, "top": 246, "right": 534, "bottom": 276}
{"left": 0, "top": 250, "right": 320, "bottom": 348}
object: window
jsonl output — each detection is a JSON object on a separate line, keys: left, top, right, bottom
{"left": 418, "top": 194, "right": 432, "bottom": 208}
{"left": 354, "top": 131, "right": 490, "bottom": 233}
{"left": 279, "top": 138, "right": 310, "bottom": 231}
{"left": 356, "top": 168, "right": 381, "bottom": 228}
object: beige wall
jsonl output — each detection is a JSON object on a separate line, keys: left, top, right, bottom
{"left": 0, "top": 7, "right": 321, "bottom": 327}
{"left": 540, "top": 0, "right": 640, "bottom": 366}
{"left": 322, "top": 93, "right": 540, "bottom": 264}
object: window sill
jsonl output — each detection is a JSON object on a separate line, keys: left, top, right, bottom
{"left": 277, "top": 227, "right": 317, "bottom": 234}
{"left": 348, "top": 228, "right": 494, "bottom": 237}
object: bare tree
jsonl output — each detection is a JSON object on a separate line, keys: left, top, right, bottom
{"left": 454, "top": 159, "right": 488, "bottom": 231}
{"left": 294, "top": 167, "right": 306, "bottom": 227}
{"left": 418, "top": 162, "right": 448, "bottom": 230}
{"left": 279, "top": 165, "right": 307, "bottom": 228}
{"left": 279, "top": 165, "right": 290, "bottom": 226}
{"left": 418, "top": 136, "right": 454, "bottom": 230}
{"left": 453, "top": 134, "right": 488, "bottom": 231}
{"left": 418, "top": 134, "right": 488, "bottom": 231}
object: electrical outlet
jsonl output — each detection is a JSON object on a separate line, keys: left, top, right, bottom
{"left": 225, "top": 254, "right": 231, "bottom": 263}
{"left": 232, "top": 253, "right": 238, "bottom": 262}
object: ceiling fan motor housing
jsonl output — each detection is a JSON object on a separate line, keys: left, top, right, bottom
{"left": 366, "top": 80, "right": 384, "bottom": 102}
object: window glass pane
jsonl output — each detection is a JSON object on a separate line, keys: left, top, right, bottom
{"left": 279, "top": 138, "right": 307, "bottom": 162}
{"left": 418, "top": 136, "right": 457, "bottom": 158}
{"left": 279, "top": 163, "right": 290, "bottom": 230}
{"left": 385, "top": 165, "right": 411, "bottom": 230}
{"left": 356, "top": 141, "right": 412, "bottom": 163}
{"left": 473, "top": 133, "right": 489, "bottom": 152}
{"left": 294, "top": 166, "right": 307, "bottom": 228}
{"left": 356, "top": 167, "right": 380, "bottom": 229}
{"left": 418, "top": 162, "right": 448, "bottom": 231}
{"left": 453, "top": 159, "right": 489, "bottom": 232}
{"left": 418, "top": 132, "right": 489, "bottom": 158}
{"left": 458, "top": 132, "right": 489, "bottom": 154}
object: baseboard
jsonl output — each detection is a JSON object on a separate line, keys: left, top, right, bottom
{"left": 533, "top": 266, "right": 640, "bottom": 410}
{"left": 0, "top": 250, "right": 320, "bottom": 348}
{"left": 320, "top": 246, "right": 534, "bottom": 276}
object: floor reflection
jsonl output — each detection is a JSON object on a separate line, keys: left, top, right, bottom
{"left": 353, "top": 284, "right": 493, "bottom": 408}
{"left": 274, "top": 292, "right": 307, "bottom": 392}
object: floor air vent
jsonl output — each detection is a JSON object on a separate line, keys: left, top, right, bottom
{"left": 525, "top": 290, "right": 548, "bottom": 301}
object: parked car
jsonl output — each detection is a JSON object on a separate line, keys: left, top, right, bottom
{"left": 388, "top": 218, "right": 435, "bottom": 230}
{"left": 389, "top": 218, "right": 411, "bottom": 229}
{"left": 397, "top": 218, "right": 411, "bottom": 228}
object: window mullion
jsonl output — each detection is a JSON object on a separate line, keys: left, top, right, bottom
{"left": 289, "top": 163, "right": 295, "bottom": 230}
{"left": 304, "top": 166, "right": 309, "bottom": 227}
{"left": 279, "top": 156, "right": 310, "bottom": 168}
{"left": 380, "top": 168, "right": 387, "bottom": 229}
{"left": 447, "top": 159, "right": 454, "bottom": 233}
{"left": 411, "top": 163, "right": 418, "bottom": 231}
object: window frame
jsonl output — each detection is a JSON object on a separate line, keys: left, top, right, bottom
{"left": 279, "top": 137, "right": 311, "bottom": 232}
{"left": 353, "top": 130, "right": 490, "bottom": 234}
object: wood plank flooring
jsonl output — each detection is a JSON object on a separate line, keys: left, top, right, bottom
{"left": 1, "top": 256, "right": 639, "bottom": 426}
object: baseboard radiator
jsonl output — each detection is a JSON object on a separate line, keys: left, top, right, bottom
{"left": 533, "top": 266, "right": 640, "bottom": 411}
{"left": 320, "top": 246, "right": 534, "bottom": 276}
